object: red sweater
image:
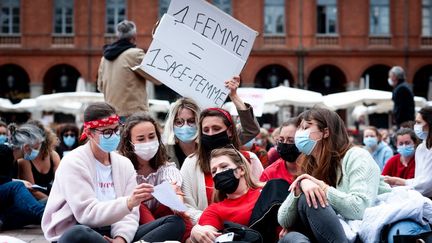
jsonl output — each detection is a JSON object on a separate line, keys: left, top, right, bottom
{"left": 260, "top": 158, "right": 294, "bottom": 184}
{"left": 382, "top": 154, "right": 415, "bottom": 179}
{"left": 198, "top": 188, "right": 261, "bottom": 230}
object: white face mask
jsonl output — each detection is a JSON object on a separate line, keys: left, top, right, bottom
{"left": 134, "top": 140, "right": 159, "bottom": 161}
{"left": 388, "top": 78, "right": 394, "bottom": 86}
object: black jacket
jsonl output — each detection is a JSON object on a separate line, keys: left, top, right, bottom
{"left": 249, "top": 179, "right": 290, "bottom": 243}
{"left": 392, "top": 82, "right": 415, "bottom": 126}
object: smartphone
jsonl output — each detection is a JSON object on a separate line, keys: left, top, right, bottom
{"left": 215, "top": 232, "right": 234, "bottom": 243}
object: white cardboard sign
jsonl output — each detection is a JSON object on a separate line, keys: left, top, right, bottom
{"left": 167, "top": 0, "right": 257, "bottom": 61}
{"left": 140, "top": 14, "right": 246, "bottom": 108}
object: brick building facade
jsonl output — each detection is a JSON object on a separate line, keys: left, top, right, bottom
{"left": 0, "top": 0, "right": 431, "bottom": 125}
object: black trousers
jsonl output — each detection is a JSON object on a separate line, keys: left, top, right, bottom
{"left": 57, "top": 215, "right": 185, "bottom": 243}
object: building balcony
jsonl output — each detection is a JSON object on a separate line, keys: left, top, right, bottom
{"left": 51, "top": 35, "right": 74, "bottom": 47}
{"left": 368, "top": 36, "right": 392, "bottom": 46}
{"left": 315, "top": 35, "right": 339, "bottom": 46}
{"left": 263, "top": 34, "right": 286, "bottom": 47}
{"left": 421, "top": 36, "right": 432, "bottom": 47}
{"left": 0, "top": 35, "right": 21, "bottom": 47}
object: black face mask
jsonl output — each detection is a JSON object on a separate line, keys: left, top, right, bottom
{"left": 201, "top": 130, "right": 231, "bottom": 151}
{"left": 213, "top": 168, "right": 240, "bottom": 194}
{"left": 277, "top": 143, "right": 300, "bottom": 163}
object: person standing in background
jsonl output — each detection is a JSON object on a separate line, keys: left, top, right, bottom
{"left": 97, "top": 20, "right": 159, "bottom": 121}
{"left": 388, "top": 66, "right": 415, "bottom": 128}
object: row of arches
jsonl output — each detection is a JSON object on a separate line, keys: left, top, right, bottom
{"left": 1, "top": 63, "right": 432, "bottom": 104}
{"left": 255, "top": 64, "right": 432, "bottom": 98}
{"left": 0, "top": 64, "right": 80, "bottom": 104}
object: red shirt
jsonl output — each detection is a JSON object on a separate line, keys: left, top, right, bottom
{"left": 260, "top": 158, "right": 294, "bottom": 184}
{"left": 198, "top": 188, "right": 261, "bottom": 230}
{"left": 382, "top": 154, "right": 415, "bottom": 179}
{"left": 204, "top": 172, "right": 214, "bottom": 205}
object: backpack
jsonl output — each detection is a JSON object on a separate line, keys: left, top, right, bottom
{"left": 221, "top": 221, "right": 263, "bottom": 243}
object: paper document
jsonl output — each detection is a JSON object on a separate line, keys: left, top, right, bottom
{"left": 151, "top": 181, "right": 187, "bottom": 212}
{"left": 31, "top": 184, "right": 48, "bottom": 192}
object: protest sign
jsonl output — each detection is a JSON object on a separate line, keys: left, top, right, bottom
{"left": 135, "top": 0, "right": 257, "bottom": 108}
{"left": 167, "top": 0, "right": 257, "bottom": 61}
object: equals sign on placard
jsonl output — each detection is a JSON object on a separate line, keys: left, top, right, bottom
{"left": 188, "top": 42, "right": 204, "bottom": 60}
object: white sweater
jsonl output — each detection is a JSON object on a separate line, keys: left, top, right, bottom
{"left": 42, "top": 143, "right": 139, "bottom": 243}
{"left": 405, "top": 141, "right": 432, "bottom": 197}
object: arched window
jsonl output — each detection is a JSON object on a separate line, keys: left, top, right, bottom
{"left": 106, "top": 0, "right": 125, "bottom": 34}
{"left": 0, "top": 0, "right": 20, "bottom": 35}
{"left": 159, "top": 0, "right": 171, "bottom": 18}
{"left": 264, "top": 0, "right": 285, "bottom": 35}
{"left": 317, "top": 0, "right": 337, "bottom": 34}
{"left": 213, "top": 0, "right": 232, "bottom": 15}
{"left": 370, "top": 0, "right": 390, "bottom": 35}
{"left": 423, "top": 0, "right": 432, "bottom": 36}
{"left": 54, "top": 0, "right": 74, "bottom": 35}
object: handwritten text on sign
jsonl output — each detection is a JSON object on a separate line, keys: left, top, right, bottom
{"left": 140, "top": 14, "right": 245, "bottom": 108}
{"left": 167, "top": 0, "right": 257, "bottom": 61}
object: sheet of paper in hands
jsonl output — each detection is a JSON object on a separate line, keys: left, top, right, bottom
{"left": 151, "top": 181, "right": 188, "bottom": 212}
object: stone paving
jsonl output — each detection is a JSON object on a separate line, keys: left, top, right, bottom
{"left": 0, "top": 225, "right": 48, "bottom": 243}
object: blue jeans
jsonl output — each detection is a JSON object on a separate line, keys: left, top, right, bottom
{"left": 279, "top": 194, "right": 348, "bottom": 243}
{"left": 0, "top": 181, "right": 45, "bottom": 229}
{"left": 387, "top": 220, "right": 431, "bottom": 243}
{"left": 58, "top": 215, "right": 185, "bottom": 243}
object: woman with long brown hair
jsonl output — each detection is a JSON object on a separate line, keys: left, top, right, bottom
{"left": 278, "top": 107, "right": 391, "bottom": 242}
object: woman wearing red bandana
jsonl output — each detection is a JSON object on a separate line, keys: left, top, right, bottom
{"left": 42, "top": 102, "right": 185, "bottom": 243}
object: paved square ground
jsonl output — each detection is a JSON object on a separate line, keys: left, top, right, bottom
{"left": 0, "top": 225, "right": 48, "bottom": 243}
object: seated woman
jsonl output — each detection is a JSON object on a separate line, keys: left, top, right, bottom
{"left": 363, "top": 126, "right": 393, "bottom": 171}
{"left": 117, "top": 112, "right": 183, "bottom": 218}
{"left": 0, "top": 123, "right": 45, "bottom": 230}
{"left": 278, "top": 107, "right": 391, "bottom": 242}
{"left": 41, "top": 102, "right": 185, "bottom": 243}
{"left": 163, "top": 77, "right": 260, "bottom": 169}
{"left": 17, "top": 120, "right": 60, "bottom": 202}
{"left": 190, "top": 147, "right": 264, "bottom": 243}
{"left": 181, "top": 107, "right": 263, "bottom": 225}
{"left": 260, "top": 118, "right": 301, "bottom": 184}
{"left": 56, "top": 123, "right": 80, "bottom": 158}
{"left": 383, "top": 127, "right": 418, "bottom": 186}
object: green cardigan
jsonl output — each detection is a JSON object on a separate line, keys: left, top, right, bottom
{"left": 277, "top": 146, "right": 391, "bottom": 228}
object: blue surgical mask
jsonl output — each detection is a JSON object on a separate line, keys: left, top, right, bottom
{"left": 97, "top": 133, "right": 120, "bottom": 153}
{"left": 63, "top": 135, "right": 76, "bottom": 147}
{"left": 174, "top": 125, "right": 197, "bottom": 143}
{"left": 0, "top": 135, "right": 7, "bottom": 144}
{"left": 397, "top": 145, "right": 415, "bottom": 157}
{"left": 414, "top": 124, "right": 428, "bottom": 140}
{"left": 243, "top": 138, "right": 255, "bottom": 149}
{"left": 295, "top": 129, "right": 318, "bottom": 155}
{"left": 363, "top": 137, "right": 378, "bottom": 148}
{"left": 24, "top": 147, "right": 40, "bottom": 161}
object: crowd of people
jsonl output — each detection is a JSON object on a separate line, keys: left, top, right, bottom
{"left": 1, "top": 20, "right": 432, "bottom": 243}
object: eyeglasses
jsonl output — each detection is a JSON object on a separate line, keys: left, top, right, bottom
{"left": 174, "top": 118, "right": 196, "bottom": 127}
{"left": 64, "top": 133, "right": 75, "bottom": 137}
{"left": 92, "top": 126, "right": 120, "bottom": 139}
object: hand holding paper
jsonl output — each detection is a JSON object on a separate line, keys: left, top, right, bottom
{"left": 151, "top": 181, "right": 187, "bottom": 212}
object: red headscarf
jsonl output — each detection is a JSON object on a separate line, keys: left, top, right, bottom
{"left": 79, "top": 114, "right": 120, "bottom": 141}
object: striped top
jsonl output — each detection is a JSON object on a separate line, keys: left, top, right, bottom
{"left": 136, "top": 162, "right": 182, "bottom": 210}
